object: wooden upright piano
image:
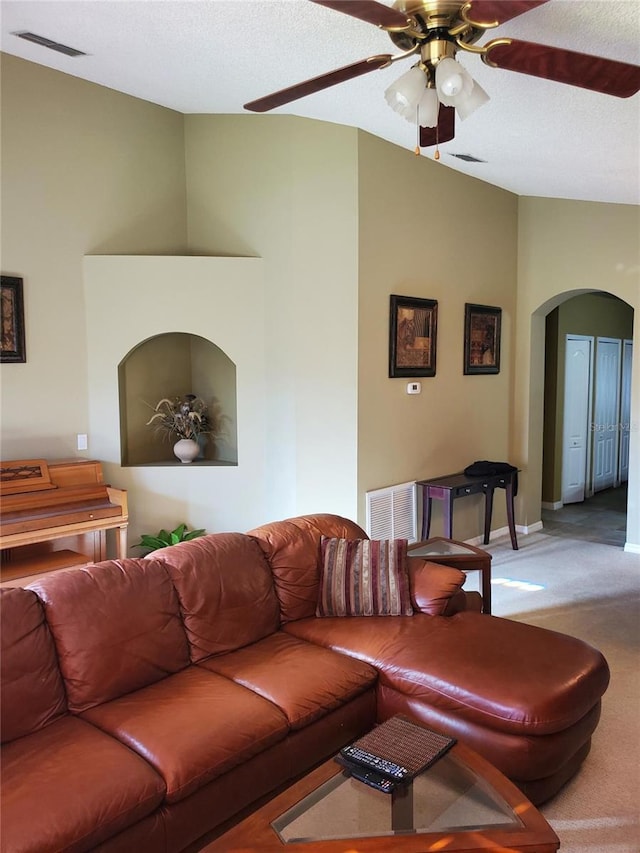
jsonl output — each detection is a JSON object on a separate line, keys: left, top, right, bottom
{"left": 0, "top": 458, "right": 128, "bottom": 584}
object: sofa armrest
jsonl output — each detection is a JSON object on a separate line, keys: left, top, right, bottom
{"left": 408, "top": 558, "right": 469, "bottom": 616}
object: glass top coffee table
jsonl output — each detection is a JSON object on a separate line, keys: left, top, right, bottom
{"left": 204, "top": 738, "right": 559, "bottom": 852}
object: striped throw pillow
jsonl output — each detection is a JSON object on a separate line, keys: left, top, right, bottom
{"left": 317, "top": 537, "right": 413, "bottom": 617}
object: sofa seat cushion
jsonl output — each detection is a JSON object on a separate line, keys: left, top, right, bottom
{"left": 0, "top": 587, "right": 67, "bottom": 743}
{"left": 200, "top": 632, "right": 377, "bottom": 730}
{"left": 81, "top": 666, "right": 289, "bottom": 804}
{"left": 0, "top": 716, "right": 165, "bottom": 853}
{"left": 285, "top": 611, "right": 610, "bottom": 737}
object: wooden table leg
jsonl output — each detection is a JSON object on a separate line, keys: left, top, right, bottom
{"left": 442, "top": 494, "right": 454, "bottom": 539}
{"left": 421, "top": 490, "right": 433, "bottom": 540}
{"left": 481, "top": 566, "right": 492, "bottom": 614}
{"left": 116, "top": 524, "right": 128, "bottom": 560}
{"left": 483, "top": 486, "right": 494, "bottom": 545}
{"left": 506, "top": 480, "right": 519, "bottom": 550}
{"left": 97, "top": 530, "right": 107, "bottom": 561}
{"left": 391, "top": 783, "right": 413, "bottom": 832}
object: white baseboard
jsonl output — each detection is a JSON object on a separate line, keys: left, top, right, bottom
{"left": 519, "top": 520, "right": 544, "bottom": 535}
{"left": 624, "top": 542, "right": 640, "bottom": 554}
{"left": 541, "top": 501, "right": 563, "bottom": 511}
{"left": 464, "top": 521, "right": 543, "bottom": 547}
{"left": 464, "top": 533, "right": 492, "bottom": 547}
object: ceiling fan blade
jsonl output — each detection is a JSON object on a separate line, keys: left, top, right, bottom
{"left": 465, "top": 0, "right": 549, "bottom": 27}
{"left": 487, "top": 40, "right": 640, "bottom": 98}
{"left": 310, "top": 0, "right": 411, "bottom": 29}
{"left": 420, "top": 106, "right": 455, "bottom": 148}
{"left": 244, "top": 55, "right": 392, "bottom": 112}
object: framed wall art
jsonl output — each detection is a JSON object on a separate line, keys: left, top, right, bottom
{"left": 1, "top": 276, "right": 26, "bottom": 363}
{"left": 464, "top": 303, "right": 501, "bottom": 375}
{"left": 389, "top": 294, "right": 438, "bottom": 378}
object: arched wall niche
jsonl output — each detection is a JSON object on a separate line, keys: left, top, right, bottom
{"left": 118, "top": 332, "right": 238, "bottom": 466}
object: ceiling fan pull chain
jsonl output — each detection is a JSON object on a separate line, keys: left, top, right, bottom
{"left": 435, "top": 121, "right": 441, "bottom": 160}
{"left": 415, "top": 105, "right": 420, "bottom": 156}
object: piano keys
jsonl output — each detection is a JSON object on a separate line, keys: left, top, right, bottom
{"left": 0, "top": 458, "right": 128, "bottom": 583}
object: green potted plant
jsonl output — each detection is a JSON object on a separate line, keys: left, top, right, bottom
{"left": 132, "top": 523, "right": 206, "bottom": 555}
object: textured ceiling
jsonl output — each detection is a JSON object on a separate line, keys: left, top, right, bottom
{"left": 1, "top": 0, "right": 639, "bottom": 203}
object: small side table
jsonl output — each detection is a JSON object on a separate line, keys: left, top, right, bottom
{"left": 416, "top": 470, "right": 519, "bottom": 550}
{"left": 408, "top": 537, "right": 493, "bottom": 614}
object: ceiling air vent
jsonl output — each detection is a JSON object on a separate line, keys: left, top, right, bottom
{"left": 449, "top": 153, "right": 486, "bottom": 163}
{"left": 13, "top": 31, "right": 86, "bottom": 57}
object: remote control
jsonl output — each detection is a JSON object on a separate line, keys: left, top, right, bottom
{"left": 339, "top": 744, "right": 411, "bottom": 782}
{"left": 336, "top": 758, "right": 396, "bottom": 793}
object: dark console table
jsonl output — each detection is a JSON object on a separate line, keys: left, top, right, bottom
{"left": 416, "top": 470, "right": 518, "bottom": 550}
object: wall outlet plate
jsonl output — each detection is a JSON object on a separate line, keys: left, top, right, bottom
{"left": 407, "top": 382, "right": 421, "bottom": 394}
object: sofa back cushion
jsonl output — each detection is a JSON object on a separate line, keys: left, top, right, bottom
{"left": 247, "top": 514, "right": 369, "bottom": 623}
{"left": 28, "top": 558, "right": 190, "bottom": 713}
{"left": 154, "top": 533, "right": 281, "bottom": 661}
{"left": 0, "top": 587, "right": 68, "bottom": 742}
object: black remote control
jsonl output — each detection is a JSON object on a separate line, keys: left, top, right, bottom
{"left": 339, "top": 744, "right": 411, "bottom": 782}
{"left": 336, "top": 758, "right": 397, "bottom": 793}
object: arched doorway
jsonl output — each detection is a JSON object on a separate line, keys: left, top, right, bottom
{"left": 535, "top": 290, "right": 633, "bottom": 547}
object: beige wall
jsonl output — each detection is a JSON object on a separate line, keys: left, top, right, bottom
{"left": 543, "top": 294, "right": 634, "bottom": 503}
{"left": 0, "top": 54, "right": 187, "bottom": 460}
{"left": 84, "top": 256, "right": 266, "bottom": 539}
{"left": 184, "top": 115, "right": 360, "bottom": 522}
{"left": 517, "top": 198, "right": 640, "bottom": 551}
{"left": 2, "top": 56, "right": 639, "bottom": 549}
{"left": 357, "top": 133, "right": 519, "bottom": 539}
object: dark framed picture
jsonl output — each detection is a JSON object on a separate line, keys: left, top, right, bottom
{"left": 389, "top": 294, "right": 438, "bottom": 378}
{"left": 464, "top": 303, "right": 501, "bottom": 375}
{"left": 1, "top": 276, "right": 26, "bottom": 363}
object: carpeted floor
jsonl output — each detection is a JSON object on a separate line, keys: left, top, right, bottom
{"left": 482, "top": 531, "right": 640, "bottom": 853}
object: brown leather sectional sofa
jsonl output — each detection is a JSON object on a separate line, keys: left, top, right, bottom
{"left": 1, "top": 514, "right": 610, "bottom": 853}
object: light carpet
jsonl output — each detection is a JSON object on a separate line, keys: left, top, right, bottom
{"left": 480, "top": 531, "right": 640, "bottom": 853}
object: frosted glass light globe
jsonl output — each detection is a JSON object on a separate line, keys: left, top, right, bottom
{"left": 437, "top": 58, "right": 465, "bottom": 97}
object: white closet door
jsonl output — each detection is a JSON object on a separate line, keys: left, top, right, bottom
{"left": 618, "top": 339, "right": 633, "bottom": 483}
{"left": 562, "top": 336, "right": 593, "bottom": 504}
{"left": 592, "top": 338, "right": 622, "bottom": 493}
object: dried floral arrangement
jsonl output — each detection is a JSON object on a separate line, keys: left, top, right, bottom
{"left": 145, "top": 394, "right": 223, "bottom": 442}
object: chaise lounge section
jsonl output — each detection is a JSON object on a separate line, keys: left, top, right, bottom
{"left": 0, "top": 513, "right": 609, "bottom": 852}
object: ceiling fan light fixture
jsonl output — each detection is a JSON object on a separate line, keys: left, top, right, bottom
{"left": 384, "top": 65, "right": 427, "bottom": 120}
{"left": 455, "top": 80, "right": 491, "bottom": 121}
{"left": 435, "top": 57, "right": 472, "bottom": 104}
{"left": 418, "top": 87, "right": 439, "bottom": 128}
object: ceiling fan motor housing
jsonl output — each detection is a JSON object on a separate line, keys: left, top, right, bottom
{"left": 388, "top": 0, "right": 483, "bottom": 51}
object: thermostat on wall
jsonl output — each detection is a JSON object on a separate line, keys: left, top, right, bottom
{"left": 407, "top": 382, "right": 421, "bottom": 394}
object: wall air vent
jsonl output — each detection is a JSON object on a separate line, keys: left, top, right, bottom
{"left": 366, "top": 481, "right": 417, "bottom": 542}
{"left": 449, "top": 153, "right": 486, "bottom": 163}
{"left": 13, "top": 31, "right": 86, "bottom": 57}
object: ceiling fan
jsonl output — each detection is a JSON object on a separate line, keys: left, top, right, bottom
{"left": 243, "top": 0, "right": 640, "bottom": 150}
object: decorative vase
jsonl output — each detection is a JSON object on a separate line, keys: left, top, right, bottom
{"left": 173, "top": 438, "right": 200, "bottom": 464}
